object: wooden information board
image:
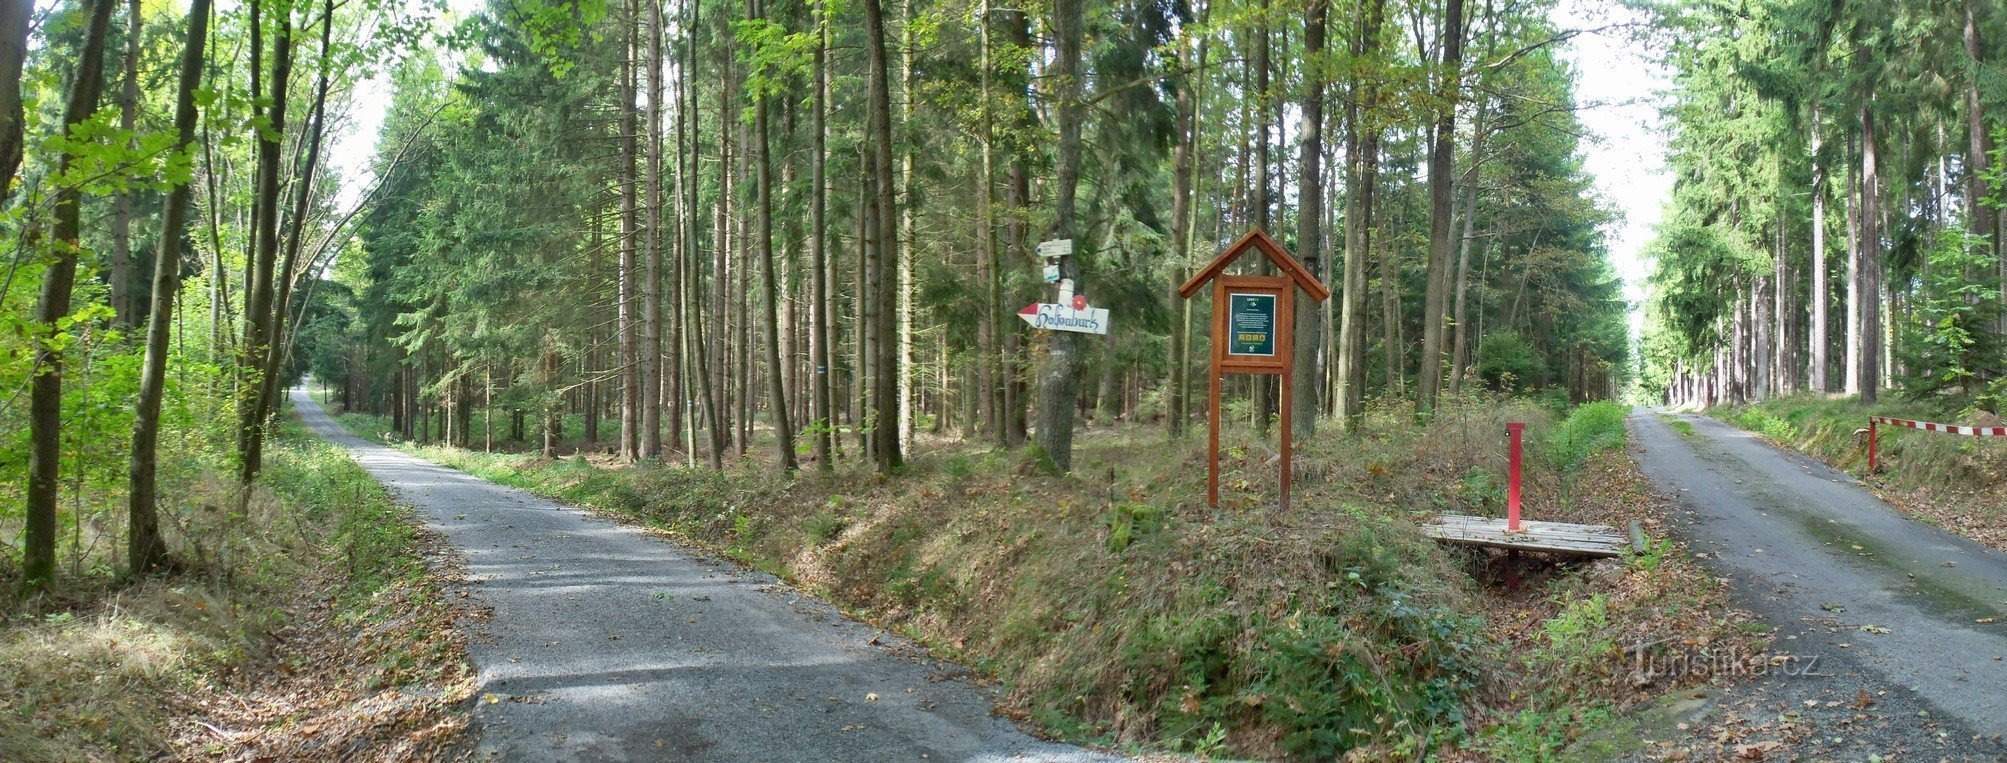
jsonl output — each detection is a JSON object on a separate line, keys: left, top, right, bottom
{"left": 1178, "top": 229, "right": 1330, "bottom": 510}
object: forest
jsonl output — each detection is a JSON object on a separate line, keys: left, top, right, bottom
{"left": 296, "top": 0, "right": 1632, "bottom": 477}
{"left": 1, "top": 0, "right": 2005, "bottom": 757}
{"left": 1641, "top": 0, "right": 2007, "bottom": 411}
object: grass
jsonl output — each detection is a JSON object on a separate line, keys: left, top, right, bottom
{"left": 0, "top": 418, "right": 471, "bottom": 761}
{"left": 331, "top": 392, "right": 1751, "bottom": 760}
{"left": 1715, "top": 393, "right": 2007, "bottom": 550}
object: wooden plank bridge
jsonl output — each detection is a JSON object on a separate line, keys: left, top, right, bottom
{"left": 1423, "top": 515, "right": 1632, "bottom": 558}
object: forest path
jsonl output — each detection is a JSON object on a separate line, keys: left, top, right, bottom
{"left": 291, "top": 388, "right": 1122, "bottom": 762}
{"left": 1628, "top": 408, "right": 2007, "bottom": 756}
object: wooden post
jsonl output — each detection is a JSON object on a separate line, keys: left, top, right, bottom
{"left": 1868, "top": 418, "right": 1878, "bottom": 473}
{"left": 1506, "top": 421, "right": 1524, "bottom": 532}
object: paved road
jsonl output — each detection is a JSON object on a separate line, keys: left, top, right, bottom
{"left": 293, "top": 388, "right": 1121, "bottom": 762}
{"left": 1630, "top": 409, "right": 2007, "bottom": 757}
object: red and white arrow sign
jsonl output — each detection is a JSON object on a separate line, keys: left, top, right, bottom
{"left": 1020, "top": 302, "right": 1110, "bottom": 335}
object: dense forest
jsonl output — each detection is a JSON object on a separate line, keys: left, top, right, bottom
{"left": 0, "top": 0, "right": 1642, "bottom": 599}
{"left": 1641, "top": 0, "right": 2007, "bottom": 411}
{"left": 305, "top": 0, "right": 1630, "bottom": 480}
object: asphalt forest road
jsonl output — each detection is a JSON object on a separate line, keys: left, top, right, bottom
{"left": 1630, "top": 409, "right": 2007, "bottom": 758}
{"left": 292, "top": 388, "right": 1123, "bottom": 762}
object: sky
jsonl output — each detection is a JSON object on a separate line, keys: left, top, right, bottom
{"left": 330, "top": 0, "right": 1675, "bottom": 327}
{"left": 1553, "top": 0, "right": 1674, "bottom": 338}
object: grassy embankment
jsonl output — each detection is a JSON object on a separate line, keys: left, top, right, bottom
{"left": 0, "top": 419, "right": 473, "bottom": 761}
{"left": 334, "top": 395, "right": 1758, "bottom": 760}
{"left": 1714, "top": 394, "right": 2007, "bottom": 550}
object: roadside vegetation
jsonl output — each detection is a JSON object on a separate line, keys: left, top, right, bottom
{"left": 1714, "top": 393, "right": 2007, "bottom": 551}
{"left": 334, "top": 393, "right": 1757, "bottom": 760}
{"left": 0, "top": 418, "right": 473, "bottom": 761}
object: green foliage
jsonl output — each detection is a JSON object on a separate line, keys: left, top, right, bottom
{"left": 1104, "top": 502, "right": 1162, "bottom": 552}
{"left": 1540, "top": 402, "right": 1629, "bottom": 471}
{"left": 1727, "top": 408, "right": 1796, "bottom": 444}
{"left": 1897, "top": 227, "right": 2003, "bottom": 400}
{"left": 1476, "top": 332, "right": 1540, "bottom": 392}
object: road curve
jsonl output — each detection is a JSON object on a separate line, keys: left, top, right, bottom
{"left": 1630, "top": 408, "right": 2007, "bottom": 756}
{"left": 292, "top": 388, "right": 1122, "bottom": 762}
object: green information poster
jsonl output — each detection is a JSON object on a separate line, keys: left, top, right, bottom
{"left": 1228, "top": 293, "right": 1276, "bottom": 356}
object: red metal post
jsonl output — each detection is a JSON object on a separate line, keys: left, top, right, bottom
{"left": 1868, "top": 419, "right": 1878, "bottom": 473}
{"left": 1506, "top": 422, "right": 1525, "bottom": 532}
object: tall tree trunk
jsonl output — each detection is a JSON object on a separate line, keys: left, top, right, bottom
{"left": 862, "top": 0, "right": 902, "bottom": 471}
{"left": 1165, "top": 3, "right": 1199, "bottom": 440}
{"left": 1810, "top": 110, "right": 1830, "bottom": 392}
{"left": 1034, "top": 0, "right": 1084, "bottom": 471}
{"left": 753, "top": 0, "right": 795, "bottom": 472}
{"left": 1001, "top": 6, "right": 1032, "bottom": 447}
{"left": 1417, "top": 0, "right": 1466, "bottom": 417}
{"left": 1449, "top": 95, "right": 1489, "bottom": 393}
{"left": 25, "top": 0, "right": 116, "bottom": 591}
{"left": 1965, "top": 0, "right": 2005, "bottom": 340}
{"left": 128, "top": 0, "right": 212, "bottom": 577}
{"left": 0, "top": 0, "right": 26, "bottom": 201}
{"left": 249, "top": 0, "right": 334, "bottom": 482}
{"left": 642, "top": 0, "right": 665, "bottom": 459}
{"left": 1857, "top": 98, "right": 1882, "bottom": 405}
{"left": 896, "top": 0, "right": 915, "bottom": 452}
{"left": 618, "top": 9, "right": 641, "bottom": 461}
{"left": 977, "top": 0, "right": 1004, "bottom": 444}
{"left": 1290, "top": 0, "right": 1326, "bottom": 435}
{"left": 810, "top": 0, "right": 834, "bottom": 469}
{"left": 690, "top": 0, "right": 722, "bottom": 467}
{"left": 1250, "top": 0, "right": 1272, "bottom": 438}
{"left": 1844, "top": 130, "right": 1861, "bottom": 396}
{"left": 110, "top": 0, "right": 143, "bottom": 327}
{"left": 237, "top": 0, "right": 291, "bottom": 489}
{"left": 1337, "top": 0, "right": 1385, "bottom": 428}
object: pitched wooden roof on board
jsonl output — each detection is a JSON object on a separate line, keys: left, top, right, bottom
{"left": 1177, "top": 227, "right": 1332, "bottom": 302}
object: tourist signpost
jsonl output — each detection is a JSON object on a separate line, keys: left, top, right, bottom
{"left": 1178, "top": 228, "right": 1330, "bottom": 510}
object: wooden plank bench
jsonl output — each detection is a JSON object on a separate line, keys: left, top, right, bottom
{"left": 1423, "top": 515, "right": 1631, "bottom": 558}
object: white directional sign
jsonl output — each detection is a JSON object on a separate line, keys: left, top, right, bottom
{"left": 1019, "top": 302, "right": 1110, "bottom": 335}
{"left": 1037, "top": 239, "right": 1074, "bottom": 258}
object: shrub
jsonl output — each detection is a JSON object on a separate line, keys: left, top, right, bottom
{"left": 1476, "top": 332, "right": 1542, "bottom": 392}
{"left": 1541, "top": 401, "right": 1629, "bottom": 471}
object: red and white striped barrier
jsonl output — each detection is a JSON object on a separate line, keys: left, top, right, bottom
{"left": 1867, "top": 416, "right": 2007, "bottom": 471}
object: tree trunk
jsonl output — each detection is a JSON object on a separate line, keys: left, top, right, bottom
{"left": 24, "top": 0, "right": 117, "bottom": 592}
{"left": 1250, "top": 1, "right": 1272, "bottom": 439}
{"left": 1164, "top": 5, "right": 1195, "bottom": 440}
{"left": 896, "top": 0, "right": 915, "bottom": 453}
{"left": 810, "top": 0, "right": 834, "bottom": 469}
{"left": 249, "top": 0, "right": 334, "bottom": 483}
{"left": 863, "top": 0, "right": 902, "bottom": 471}
{"left": 0, "top": 0, "right": 26, "bottom": 201}
{"left": 753, "top": 0, "right": 796, "bottom": 472}
{"left": 237, "top": 0, "right": 291, "bottom": 489}
{"left": 1964, "top": 0, "right": 2005, "bottom": 342}
{"left": 642, "top": 0, "right": 665, "bottom": 459}
{"left": 109, "top": 0, "right": 143, "bottom": 327}
{"left": 1857, "top": 98, "right": 1882, "bottom": 405}
{"left": 1337, "top": 0, "right": 1385, "bottom": 428}
{"left": 1034, "top": 0, "right": 1084, "bottom": 471}
{"left": 617, "top": 10, "right": 641, "bottom": 461}
{"left": 126, "top": 0, "right": 212, "bottom": 577}
{"left": 1290, "top": 0, "right": 1326, "bottom": 436}
{"left": 1810, "top": 110, "right": 1830, "bottom": 392}
{"left": 1844, "top": 130, "right": 1861, "bottom": 396}
{"left": 1417, "top": 0, "right": 1466, "bottom": 417}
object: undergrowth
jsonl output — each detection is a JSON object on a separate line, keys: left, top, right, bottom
{"left": 0, "top": 420, "right": 470, "bottom": 761}
{"left": 359, "top": 392, "right": 1744, "bottom": 760}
